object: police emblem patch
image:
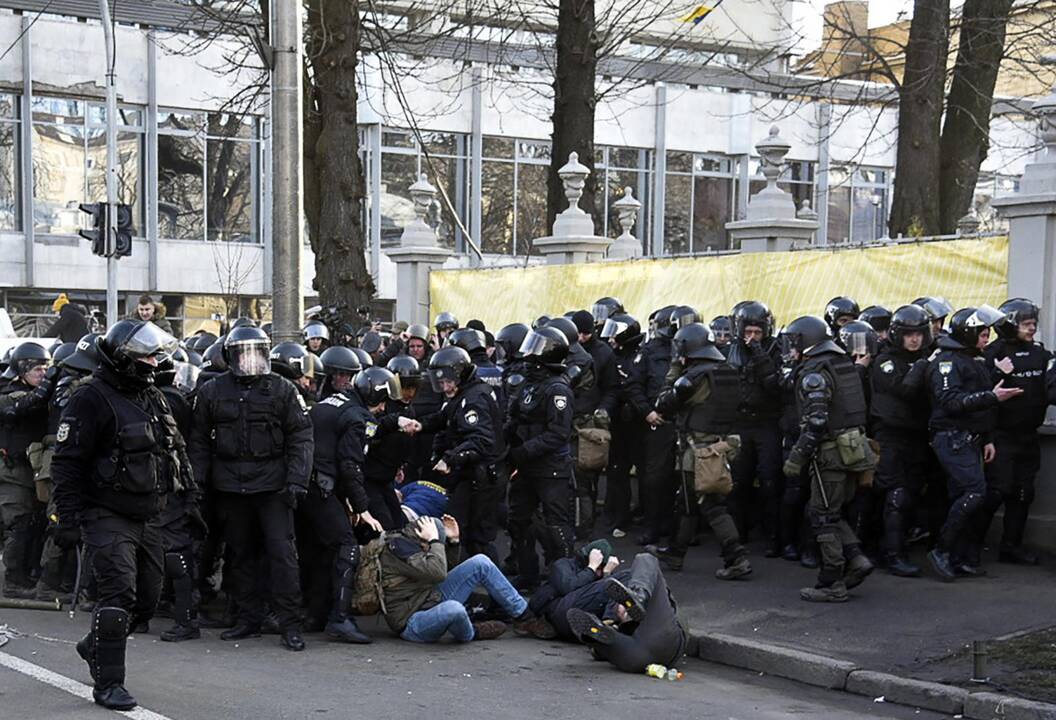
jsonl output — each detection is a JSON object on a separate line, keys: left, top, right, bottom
{"left": 939, "top": 361, "right": 953, "bottom": 375}
{"left": 365, "top": 421, "right": 378, "bottom": 438}
{"left": 56, "top": 422, "right": 70, "bottom": 443}
{"left": 554, "top": 395, "right": 568, "bottom": 410}
{"left": 465, "top": 410, "right": 478, "bottom": 425}
{"left": 881, "top": 360, "right": 895, "bottom": 374}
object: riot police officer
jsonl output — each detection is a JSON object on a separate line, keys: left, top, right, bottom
{"left": 926, "top": 306, "right": 1022, "bottom": 581}
{"left": 448, "top": 328, "right": 504, "bottom": 401}
{"left": 782, "top": 316, "right": 875, "bottom": 602}
{"left": 824, "top": 296, "right": 861, "bottom": 336}
{"left": 0, "top": 342, "right": 54, "bottom": 598}
{"left": 420, "top": 346, "right": 504, "bottom": 560}
{"left": 51, "top": 320, "right": 190, "bottom": 710}
{"left": 709, "top": 316, "right": 733, "bottom": 354}
{"left": 653, "top": 324, "right": 751, "bottom": 580}
{"left": 505, "top": 326, "right": 575, "bottom": 589}
{"left": 859, "top": 306, "right": 893, "bottom": 344}
{"left": 869, "top": 305, "right": 932, "bottom": 576}
{"left": 979, "top": 299, "right": 1052, "bottom": 565}
{"left": 434, "top": 311, "right": 460, "bottom": 346}
{"left": 303, "top": 320, "right": 330, "bottom": 354}
{"left": 188, "top": 326, "right": 313, "bottom": 651}
{"left": 913, "top": 296, "right": 953, "bottom": 347}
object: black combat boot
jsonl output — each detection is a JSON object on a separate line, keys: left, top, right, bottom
{"left": 91, "top": 607, "right": 137, "bottom": 711}
{"left": 885, "top": 554, "right": 921, "bottom": 577}
{"left": 926, "top": 549, "right": 956, "bottom": 582}
{"left": 161, "top": 552, "right": 200, "bottom": 642}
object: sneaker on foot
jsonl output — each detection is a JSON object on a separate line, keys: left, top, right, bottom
{"left": 604, "top": 578, "right": 647, "bottom": 622}
{"left": 471, "top": 620, "right": 508, "bottom": 641}
{"left": 715, "top": 557, "right": 752, "bottom": 581}
{"left": 800, "top": 581, "right": 849, "bottom": 603}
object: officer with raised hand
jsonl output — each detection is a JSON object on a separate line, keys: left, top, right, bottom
{"left": 51, "top": 321, "right": 190, "bottom": 710}
{"left": 188, "top": 326, "right": 313, "bottom": 651}
{"left": 926, "top": 306, "right": 1023, "bottom": 581}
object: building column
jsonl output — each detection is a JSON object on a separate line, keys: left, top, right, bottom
{"left": 20, "top": 15, "right": 33, "bottom": 287}
{"left": 650, "top": 83, "right": 667, "bottom": 257}
{"left": 815, "top": 103, "right": 832, "bottom": 246}
{"left": 146, "top": 31, "right": 159, "bottom": 292}
{"left": 469, "top": 67, "right": 483, "bottom": 264}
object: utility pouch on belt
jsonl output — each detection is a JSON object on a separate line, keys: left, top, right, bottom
{"left": 835, "top": 428, "right": 876, "bottom": 471}
{"left": 28, "top": 437, "right": 55, "bottom": 502}
{"left": 692, "top": 435, "right": 739, "bottom": 496}
{"left": 576, "top": 426, "right": 611, "bottom": 471}
{"left": 852, "top": 438, "right": 881, "bottom": 488}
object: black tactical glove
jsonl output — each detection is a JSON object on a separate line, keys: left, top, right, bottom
{"left": 54, "top": 524, "right": 81, "bottom": 550}
{"left": 283, "top": 484, "right": 308, "bottom": 510}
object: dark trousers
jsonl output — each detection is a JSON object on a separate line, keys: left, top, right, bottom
{"left": 216, "top": 490, "right": 302, "bottom": 631}
{"left": 601, "top": 419, "right": 647, "bottom": 532}
{"left": 979, "top": 432, "right": 1041, "bottom": 549}
{"left": 81, "top": 507, "right": 163, "bottom": 627}
{"left": 365, "top": 481, "right": 405, "bottom": 531}
{"left": 545, "top": 567, "right": 633, "bottom": 639}
{"left": 730, "top": 422, "right": 784, "bottom": 544}
{"left": 873, "top": 428, "right": 930, "bottom": 558}
{"left": 932, "top": 430, "right": 987, "bottom": 563}
{"left": 296, "top": 485, "right": 358, "bottom": 625}
{"left": 507, "top": 470, "right": 573, "bottom": 584}
{"left": 593, "top": 554, "right": 686, "bottom": 673}
{"left": 641, "top": 423, "right": 677, "bottom": 539}
{"left": 447, "top": 466, "right": 505, "bottom": 563}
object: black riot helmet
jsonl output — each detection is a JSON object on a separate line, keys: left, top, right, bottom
{"left": 649, "top": 305, "right": 677, "bottom": 340}
{"left": 353, "top": 366, "right": 402, "bottom": 406}
{"left": 781, "top": 315, "right": 842, "bottom": 358}
{"left": 495, "top": 323, "right": 530, "bottom": 362}
{"left": 319, "top": 346, "right": 362, "bottom": 375}
{"left": 434, "top": 312, "right": 459, "bottom": 334}
{"left": 823, "top": 296, "right": 860, "bottom": 335}
{"left": 201, "top": 341, "right": 228, "bottom": 374}
{"left": 231, "top": 317, "right": 257, "bottom": 329}
{"left": 184, "top": 349, "right": 203, "bottom": 368}
{"left": 858, "top": 305, "right": 892, "bottom": 334}
{"left": 600, "top": 313, "right": 642, "bottom": 348}
{"left": 447, "top": 328, "right": 487, "bottom": 355}
{"left": 672, "top": 323, "right": 725, "bottom": 363}
{"left": 10, "top": 342, "right": 51, "bottom": 379}
{"left": 406, "top": 324, "right": 430, "bottom": 343}
{"left": 187, "top": 332, "right": 218, "bottom": 354}
{"left": 270, "top": 341, "right": 314, "bottom": 380}
{"left": 591, "top": 297, "right": 625, "bottom": 327}
{"left": 998, "top": 298, "right": 1040, "bottom": 340}
{"left": 223, "top": 326, "right": 271, "bottom": 377}
{"left": 546, "top": 317, "right": 579, "bottom": 347}
{"left": 351, "top": 347, "right": 374, "bottom": 368}
{"left": 669, "top": 305, "right": 701, "bottom": 334}
{"left": 709, "top": 316, "right": 732, "bottom": 347}
{"left": 838, "top": 320, "right": 879, "bottom": 357}
{"left": 518, "top": 326, "right": 569, "bottom": 367}
{"left": 912, "top": 296, "right": 953, "bottom": 324}
{"left": 948, "top": 305, "right": 1006, "bottom": 350}
{"left": 427, "top": 346, "right": 476, "bottom": 393}
{"left": 386, "top": 355, "right": 421, "bottom": 389}
{"left": 733, "top": 301, "right": 774, "bottom": 340}
{"left": 532, "top": 315, "right": 552, "bottom": 330}
{"left": 98, "top": 320, "right": 179, "bottom": 384}
{"left": 889, "top": 304, "right": 933, "bottom": 350}
{"left": 51, "top": 342, "right": 77, "bottom": 369}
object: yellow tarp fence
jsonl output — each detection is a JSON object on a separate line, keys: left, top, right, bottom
{"left": 429, "top": 237, "right": 1009, "bottom": 329}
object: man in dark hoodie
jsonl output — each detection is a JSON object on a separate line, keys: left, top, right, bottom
{"left": 43, "top": 294, "right": 90, "bottom": 343}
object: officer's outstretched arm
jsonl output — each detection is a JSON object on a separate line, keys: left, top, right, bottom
{"left": 930, "top": 361, "right": 997, "bottom": 415}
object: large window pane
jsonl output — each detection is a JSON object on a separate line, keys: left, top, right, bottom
{"left": 692, "top": 175, "right": 731, "bottom": 251}
{"left": 87, "top": 130, "right": 142, "bottom": 228}
{"left": 32, "top": 124, "right": 85, "bottom": 234}
{"left": 0, "top": 125, "right": 18, "bottom": 230}
{"left": 158, "top": 133, "right": 204, "bottom": 240}
{"left": 481, "top": 160, "right": 513, "bottom": 254}
{"left": 206, "top": 138, "right": 253, "bottom": 242}
{"left": 852, "top": 187, "right": 884, "bottom": 242}
{"left": 827, "top": 185, "right": 851, "bottom": 243}
{"left": 379, "top": 152, "right": 417, "bottom": 248}
{"left": 664, "top": 174, "right": 691, "bottom": 255}
{"left": 422, "top": 156, "right": 461, "bottom": 250}
{"left": 516, "top": 163, "right": 547, "bottom": 255}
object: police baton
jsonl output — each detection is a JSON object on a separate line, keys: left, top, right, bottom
{"left": 811, "top": 459, "right": 829, "bottom": 509}
{"left": 68, "top": 544, "right": 86, "bottom": 619}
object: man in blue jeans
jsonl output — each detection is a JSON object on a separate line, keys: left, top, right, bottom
{"left": 378, "top": 515, "right": 534, "bottom": 642}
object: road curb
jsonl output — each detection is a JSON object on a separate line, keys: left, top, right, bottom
{"left": 691, "top": 631, "right": 1056, "bottom": 717}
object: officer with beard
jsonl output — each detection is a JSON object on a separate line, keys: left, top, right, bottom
{"left": 781, "top": 316, "right": 876, "bottom": 602}
{"left": 188, "top": 326, "right": 313, "bottom": 651}
{"left": 505, "top": 326, "right": 575, "bottom": 589}
{"left": 978, "top": 299, "right": 1053, "bottom": 565}
{"left": 51, "top": 320, "right": 192, "bottom": 710}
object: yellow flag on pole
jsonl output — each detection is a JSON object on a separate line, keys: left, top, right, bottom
{"left": 679, "top": 4, "right": 715, "bottom": 24}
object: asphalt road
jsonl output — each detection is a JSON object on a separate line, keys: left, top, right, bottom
{"left": 0, "top": 607, "right": 948, "bottom": 720}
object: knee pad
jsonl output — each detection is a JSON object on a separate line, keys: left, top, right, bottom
{"left": 1019, "top": 485, "right": 1036, "bottom": 505}
{"left": 338, "top": 543, "right": 360, "bottom": 567}
{"left": 884, "top": 487, "right": 910, "bottom": 515}
{"left": 164, "top": 552, "right": 190, "bottom": 579}
{"left": 93, "top": 607, "right": 130, "bottom": 640}
{"left": 963, "top": 492, "right": 985, "bottom": 515}
{"left": 815, "top": 532, "right": 838, "bottom": 546}
{"left": 546, "top": 525, "right": 573, "bottom": 557}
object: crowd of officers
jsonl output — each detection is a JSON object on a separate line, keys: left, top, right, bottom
{"left": 0, "top": 293, "right": 1054, "bottom": 709}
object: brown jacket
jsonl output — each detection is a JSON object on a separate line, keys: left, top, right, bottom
{"left": 378, "top": 523, "right": 461, "bottom": 633}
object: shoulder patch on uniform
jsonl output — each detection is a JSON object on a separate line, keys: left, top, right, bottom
{"left": 365, "top": 421, "right": 378, "bottom": 438}
{"left": 56, "top": 422, "right": 70, "bottom": 443}
{"left": 295, "top": 393, "right": 307, "bottom": 411}
{"left": 880, "top": 360, "right": 895, "bottom": 374}
{"left": 939, "top": 361, "right": 953, "bottom": 375}
{"left": 554, "top": 395, "right": 568, "bottom": 410}
{"left": 464, "top": 409, "right": 478, "bottom": 425}
{"left": 633, "top": 353, "right": 642, "bottom": 364}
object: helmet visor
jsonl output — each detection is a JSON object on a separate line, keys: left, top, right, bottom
{"left": 123, "top": 323, "right": 179, "bottom": 361}
{"left": 372, "top": 374, "right": 402, "bottom": 402}
{"left": 304, "top": 324, "right": 329, "bottom": 341}
{"left": 919, "top": 297, "right": 953, "bottom": 321}
{"left": 172, "top": 362, "right": 201, "bottom": 394}
{"left": 967, "top": 304, "right": 1005, "bottom": 328}
{"left": 518, "top": 330, "right": 556, "bottom": 359}
{"left": 591, "top": 303, "right": 615, "bottom": 324}
{"left": 428, "top": 365, "right": 462, "bottom": 393}
{"left": 228, "top": 340, "right": 270, "bottom": 377}
{"left": 600, "top": 319, "right": 628, "bottom": 340}
{"left": 842, "top": 331, "right": 878, "bottom": 357}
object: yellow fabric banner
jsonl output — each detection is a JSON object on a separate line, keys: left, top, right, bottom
{"left": 429, "top": 237, "right": 1009, "bottom": 329}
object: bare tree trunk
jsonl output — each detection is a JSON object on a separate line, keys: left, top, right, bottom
{"left": 938, "top": 0, "right": 1013, "bottom": 234}
{"left": 889, "top": 0, "right": 950, "bottom": 238}
{"left": 305, "top": 0, "right": 375, "bottom": 311}
{"left": 547, "top": 0, "right": 600, "bottom": 231}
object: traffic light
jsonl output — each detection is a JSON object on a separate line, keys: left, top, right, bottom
{"left": 78, "top": 202, "right": 108, "bottom": 256}
{"left": 114, "top": 203, "right": 133, "bottom": 257}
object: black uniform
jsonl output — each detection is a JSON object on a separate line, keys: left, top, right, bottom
{"left": 506, "top": 365, "right": 575, "bottom": 585}
{"left": 626, "top": 337, "right": 677, "bottom": 542}
{"left": 572, "top": 336, "right": 619, "bottom": 537}
{"left": 979, "top": 337, "right": 1054, "bottom": 556}
{"left": 869, "top": 345, "right": 930, "bottom": 566}
{"left": 367, "top": 400, "right": 415, "bottom": 530}
{"left": 188, "top": 371, "right": 313, "bottom": 633}
{"left": 600, "top": 337, "right": 647, "bottom": 533}
{"left": 51, "top": 367, "right": 192, "bottom": 700}
{"left": 423, "top": 377, "right": 504, "bottom": 561}
{"left": 928, "top": 337, "right": 998, "bottom": 567}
